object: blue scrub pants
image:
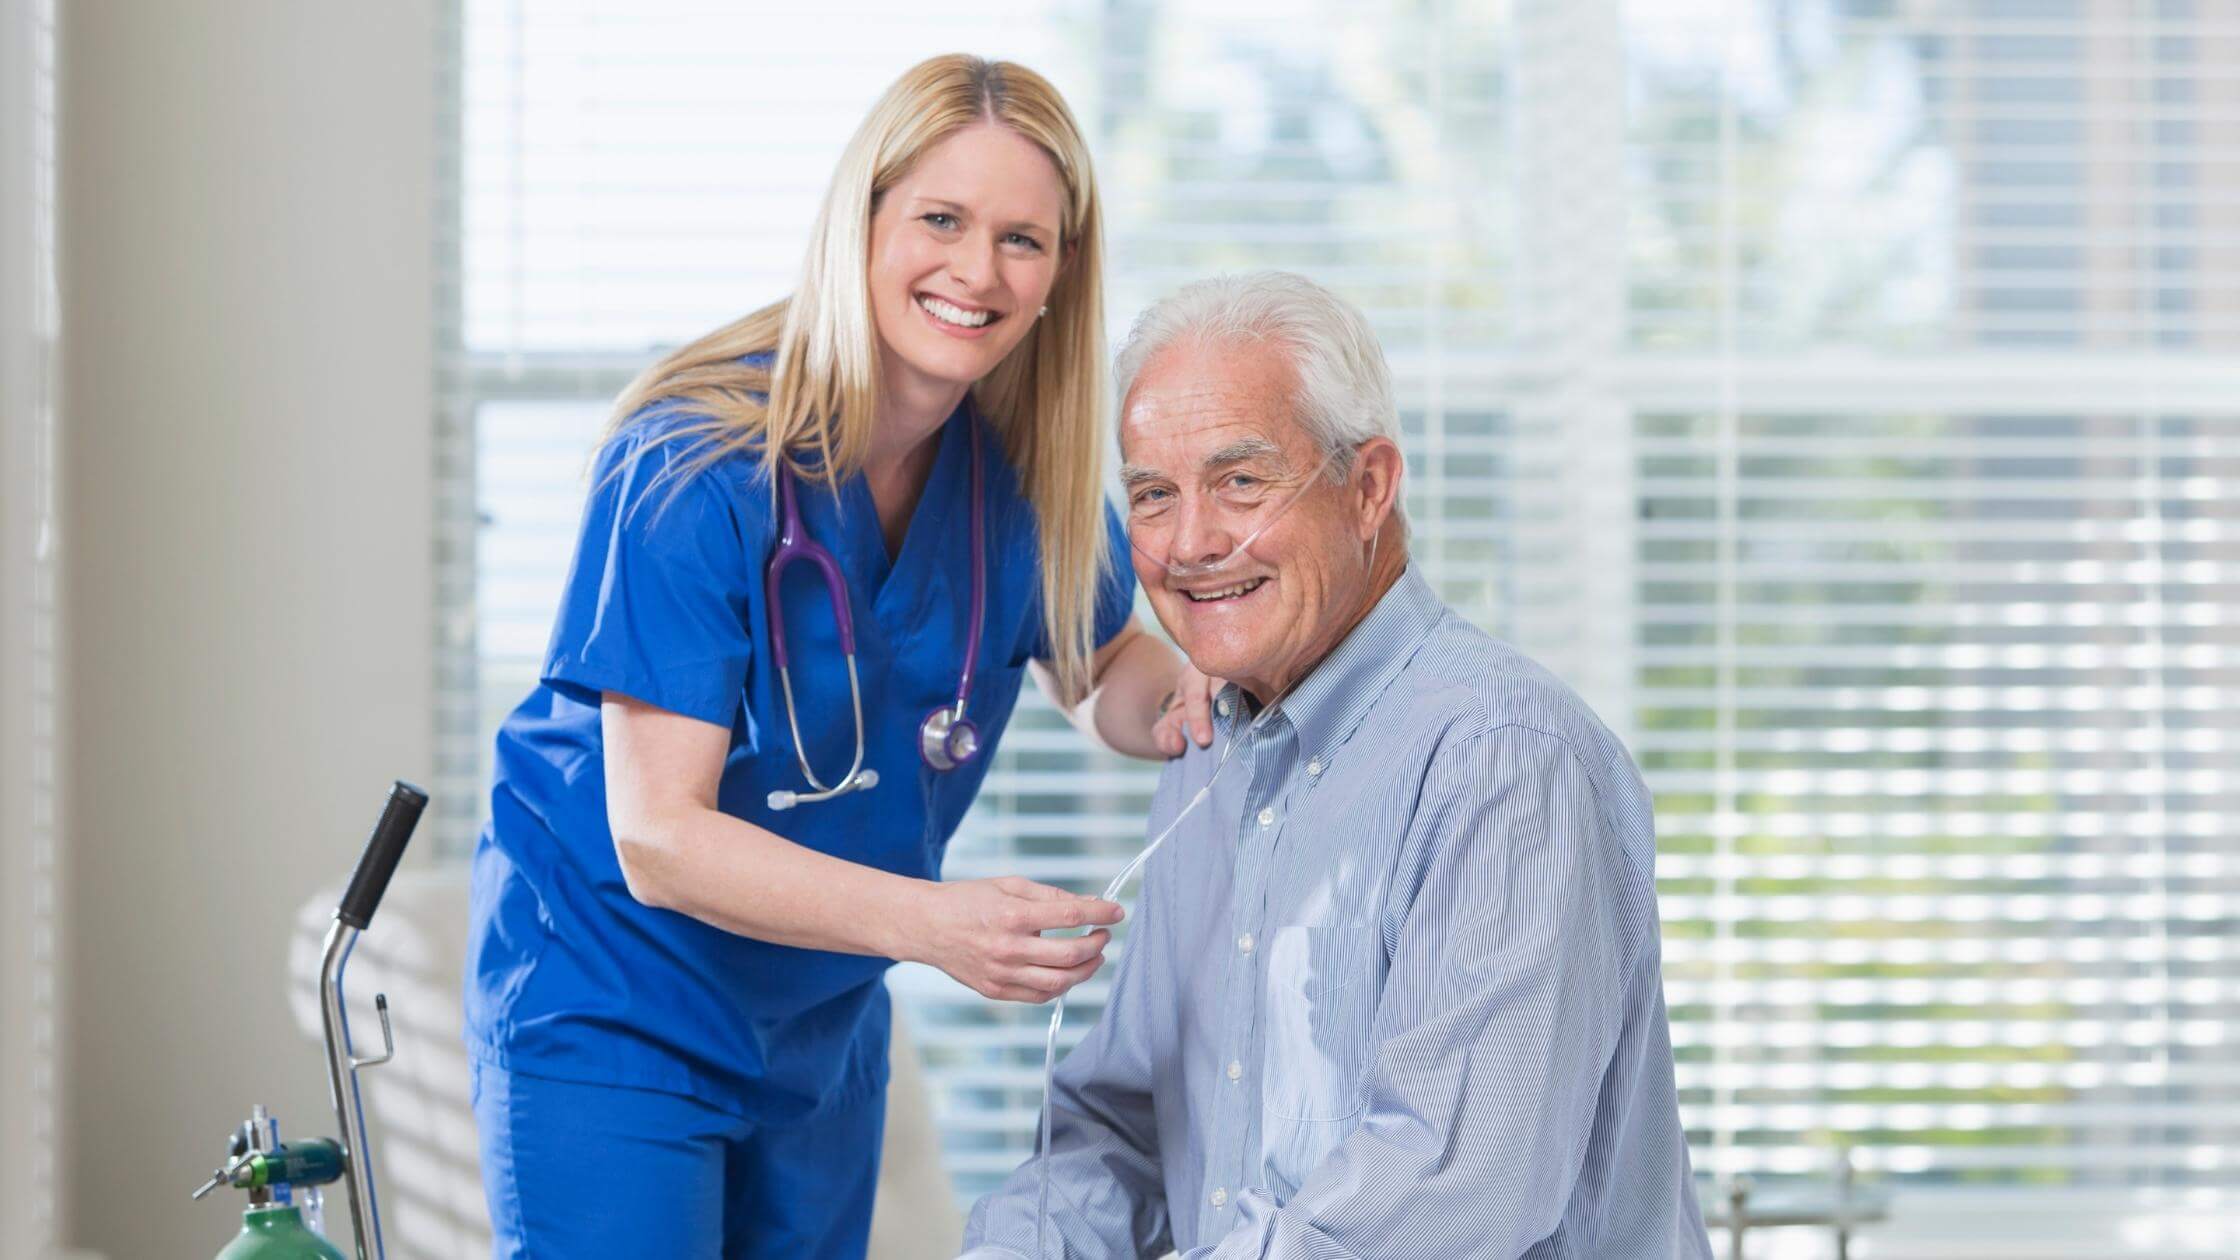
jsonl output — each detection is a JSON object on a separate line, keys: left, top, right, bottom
{"left": 471, "top": 1061, "right": 885, "bottom": 1259}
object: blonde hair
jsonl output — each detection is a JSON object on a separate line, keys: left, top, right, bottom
{"left": 608, "top": 54, "right": 1110, "bottom": 702}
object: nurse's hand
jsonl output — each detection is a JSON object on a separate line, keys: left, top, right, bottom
{"left": 1152, "top": 662, "right": 1221, "bottom": 757}
{"left": 907, "top": 876, "right": 1124, "bottom": 1003}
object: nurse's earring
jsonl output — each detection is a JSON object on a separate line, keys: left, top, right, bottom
{"left": 1038, "top": 304, "right": 1049, "bottom": 317}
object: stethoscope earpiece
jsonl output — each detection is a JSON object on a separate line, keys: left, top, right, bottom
{"left": 767, "top": 767, "right": 879, "bottom": 812}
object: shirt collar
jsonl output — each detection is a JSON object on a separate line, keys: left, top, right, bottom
{"left": 1213, "top": 562, "right": 1445, "bottom": 761}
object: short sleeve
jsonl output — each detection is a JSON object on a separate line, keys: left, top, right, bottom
{"left": 540, "top": 419, "right": 757, "bottom": 728}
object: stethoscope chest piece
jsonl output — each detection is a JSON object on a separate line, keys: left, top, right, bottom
{"left": 920, "top": 705, "right": 981, "bottom": 772}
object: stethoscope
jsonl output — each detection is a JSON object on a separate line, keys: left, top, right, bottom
{"left": 763, "top": 417, "right": 985, "bottom": 811}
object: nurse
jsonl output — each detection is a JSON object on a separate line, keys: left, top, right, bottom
{"left": 463, "top": 55, "right": 1207, "bottom": 1258}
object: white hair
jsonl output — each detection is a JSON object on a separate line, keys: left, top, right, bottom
{"left": 1113, "top": 271, "right": 1400, "bottom": 481}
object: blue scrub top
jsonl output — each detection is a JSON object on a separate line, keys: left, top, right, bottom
{"left": 463, "top": 394, "right": 1135, "bottom": 1122}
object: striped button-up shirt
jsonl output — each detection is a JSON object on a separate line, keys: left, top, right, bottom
{"left": 962, "top": 565, "right": 1711, "bottom": 1259}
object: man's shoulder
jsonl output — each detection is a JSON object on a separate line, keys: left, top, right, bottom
{"left": 1393, "top": 614, "right": 1662, "bottom": 870}
{"left": 1388, "top": 614, "right": 1621, "bottom": 757}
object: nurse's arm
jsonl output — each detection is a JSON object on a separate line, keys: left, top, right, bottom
{"left": 1033, "top": 615, "right": 1202, "bottom": 761}
{"left": 601, "top": 693, "right": 1124, "bottom": 1000}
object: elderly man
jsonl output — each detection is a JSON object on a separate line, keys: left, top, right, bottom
{"left": 961, "top": 272, "right": 1710, "bottom": 1259}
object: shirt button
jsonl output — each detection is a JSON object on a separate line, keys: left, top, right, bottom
{"left": 1227, "top": 1059, "right": 1243, "bottom": 1081}
{"left": 1258, "top": 807, "right": 1274, "bottom": 827}
{"left": 1217, "top": 697, "right": 1232, "bottom": 717}
{"left": 1307, "top": 758, "right": 1323, "bottom": 776}
{"left": 1237, "top": 932, "right": 1255, "bottom": 954}
{"left": 1211, "top": 1187, "right": 1229, "bottom": 1208}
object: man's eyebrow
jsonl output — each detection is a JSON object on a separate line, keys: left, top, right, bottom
{"left": 1202, "top": 437, "right": 1285, "bottom": 471}
{"left": 1119, "top": 439, "right": 1288, "bottom": 488}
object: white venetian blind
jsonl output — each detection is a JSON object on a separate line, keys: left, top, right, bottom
{"left": 1624, "top": 0, "right": 2240, "bottom": 1213}
{"left": 1, "top": 0, "right": 60, "bottom": 1254}
{"left": 440, "top": 0, "right": 2240, "bottom": 1237}
{"left": 0, "top": 0, "right": 59, "bottom": 1252}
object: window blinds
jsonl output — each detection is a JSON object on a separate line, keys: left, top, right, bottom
{"left": 1624, "top": 0, "right": 2240, "bottom": 1195}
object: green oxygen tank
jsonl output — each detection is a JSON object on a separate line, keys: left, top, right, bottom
{"left": 215, "top": 1205, "right": 347, "bottom": 1260}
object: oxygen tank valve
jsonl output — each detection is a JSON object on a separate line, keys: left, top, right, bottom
{"left": 190, "top": 1106, "right": 347, "bottom": 1203}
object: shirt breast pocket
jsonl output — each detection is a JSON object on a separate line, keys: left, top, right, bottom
{"left": 1263, "top": 925, "right": 1375, "bottom": 1123}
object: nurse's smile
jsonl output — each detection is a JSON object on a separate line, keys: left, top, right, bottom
{"left": 914, "top": 291, "right": 1002, "bottom": 338}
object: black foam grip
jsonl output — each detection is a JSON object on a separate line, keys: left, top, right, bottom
{"left": 336, "top": 780, "right": 429, "bottom": 930}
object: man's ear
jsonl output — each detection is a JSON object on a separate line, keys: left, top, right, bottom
{"left": 1353, "top": 437, "right": 1404, "bottom": 538}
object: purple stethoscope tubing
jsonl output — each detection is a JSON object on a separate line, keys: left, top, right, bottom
{"left": 764, "top": 418, "right": 985, "bottom": 811}
{"left": 923, "top": 417, "right": 986, "bottom": 771}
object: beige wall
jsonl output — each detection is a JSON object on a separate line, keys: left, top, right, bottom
{"left": 60, "top": 3, "right": 436, "bottom": 1255}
